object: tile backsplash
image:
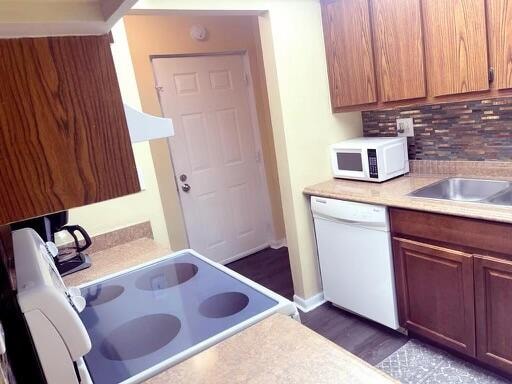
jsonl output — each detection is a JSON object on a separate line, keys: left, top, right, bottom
{"left": 362, "top": 97, "right": 512, "bottom": 161}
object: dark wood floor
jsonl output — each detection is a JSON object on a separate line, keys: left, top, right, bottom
{"left": 227, "top": 247, "right": 408, "bottom": 365}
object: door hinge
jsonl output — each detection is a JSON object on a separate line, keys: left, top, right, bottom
{"left": 488, "top": 67, "right": 495, "bottom": 84}
{"left": 243, "top": 72, "right": 250, "bottom": 86}
{"left": 256, "top": 150, "right": 262, "bottom": 163}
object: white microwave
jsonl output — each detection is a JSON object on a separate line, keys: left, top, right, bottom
{"left": 331, "top": 137, "right": 409, "bottom": 182}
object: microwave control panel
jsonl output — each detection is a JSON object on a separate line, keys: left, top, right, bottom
{"left": 367, "top": 149, "right": 378, "bottom": 179}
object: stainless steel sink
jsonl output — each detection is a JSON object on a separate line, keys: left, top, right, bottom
{"left": 408, "top": 178, "right": 512, "bottom": 203}
{"left": 486, "top": 189, "right": 512, "bottom": 205}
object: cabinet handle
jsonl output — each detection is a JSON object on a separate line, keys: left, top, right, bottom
{"left": 489, "top": 67, "right": 495, "bottom": 84}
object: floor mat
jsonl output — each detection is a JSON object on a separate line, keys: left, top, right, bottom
{"left": 376, "top": 339, "right": 511, "bottom": 383}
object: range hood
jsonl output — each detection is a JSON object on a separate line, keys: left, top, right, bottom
{"left": 124, "top": 104, "right": 174, "bottom": 143}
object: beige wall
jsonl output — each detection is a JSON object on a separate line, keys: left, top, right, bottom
{"left": 123, "top": 13, "right": 287, "bottom": 249}
{"left": 131, "top": 0, "right": 364, "bottom": 300}
{"left": 64, "top": 21, "right": 170, "bottom": 248}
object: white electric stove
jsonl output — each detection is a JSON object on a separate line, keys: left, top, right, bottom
{"left": 13, "top": 228, "right": 298, "bottom": 384}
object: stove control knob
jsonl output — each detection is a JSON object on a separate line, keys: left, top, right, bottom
{"left": 70, "top": 295, "right": 86, "bottom": 313}
{"left": 45, "top": 242, "right": 59, "bottom": 258}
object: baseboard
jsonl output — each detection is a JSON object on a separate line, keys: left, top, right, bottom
{"left": 221, "top": 243, "right": 269, "bottom": 265}
{"left": 269, "top": 238, "right": 287, "bottom": 249}
{"left": 293, "top": 292, "right": 326, "bottom": 313}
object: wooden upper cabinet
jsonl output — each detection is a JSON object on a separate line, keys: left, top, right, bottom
{"left": 321, "top": 0, "right": 377, "bottom": 108}
{"left": 422, "top": 0, "right": 489, "bottom": 97}
{"left": 0, "top": 35, "right": 140, "bottom": 225}
{"left": 370, "top": 0, "right": 426, "bottom": 102}
{"left": 486, "top": 0, "right": 512, "bottom": 90}
{"left": 474, "top": 255, "right": 512, "bottom": 375}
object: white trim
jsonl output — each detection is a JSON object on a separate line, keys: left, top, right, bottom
{"left": 220, "top": 243, "right": 269, "bottom": 265}
{"left": 241, "top": 53, "right": 277, "bottom": 245}
{"left": 269, "top": 238, "right": 287, "bottom": 249}
{"left": 129, "top": 9, "right": 265, "bottom": 16}
{"left": 0, "top": 0, "right": 137, "bottom": 38}
{"left": 293, "top": 292, "right": 326, "bottom": 313}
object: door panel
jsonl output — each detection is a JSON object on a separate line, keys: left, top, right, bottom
{"left": 474, "top": 255, "right": 512, "bottom": 374}
{"left": 422, "top": 0, "right": 489, "bottom": 97}
{"left": 182, "top": 113, "right": 211, "bottom": 171}
{"left": 393, "top": 238, "right": 476, "bottom": 356}
{"left": 486, "top": 0, "right": 512, "bottom": 90}
{"left": 321, "top": 0, "right": 377, "bottom": 108}
{"left": 371, "top": 0, "right": 426, "bottom": 102}
{"left": 152, "top": 55, "right": 269, "bottom": 263}
{"left": 229, "top": 183, "right": 253, "bottom": 238}
{"left": 217, "top": 108, "right": 243, "bottom": 165}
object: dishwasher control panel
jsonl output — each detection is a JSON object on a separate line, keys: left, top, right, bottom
{"left": 311, "top": 197, "right": 389, "bottom": 229}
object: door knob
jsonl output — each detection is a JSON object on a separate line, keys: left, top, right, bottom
{"left": 182, "top": 183, "right": 191, "bottom": 193}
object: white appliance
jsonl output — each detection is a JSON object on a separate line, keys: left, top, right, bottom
{"left": 331, "top": 136, "right": 409, "bottom": 182}
{"left": 13, "top": 228, "right": 298, "bottom": 384}
{"left": 311, "top": 196, "right": 400, "bottom": 330}
{"left": 13, "top": 229, "right": 93, "bottom": 384}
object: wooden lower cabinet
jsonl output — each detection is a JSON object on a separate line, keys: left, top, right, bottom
{"left": 474, "top": 255, "right": 512, "bottom": 375}
{"left": 393, "top": 237, "right": 476, "bottom": 356}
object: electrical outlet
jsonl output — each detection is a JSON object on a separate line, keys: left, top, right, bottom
{"left": 396, "top": 117, "right": 414, "bottom": 137}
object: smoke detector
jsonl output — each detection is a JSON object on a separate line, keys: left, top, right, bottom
{"left": 190, "top": 25, "right": 208, "bottom": 41}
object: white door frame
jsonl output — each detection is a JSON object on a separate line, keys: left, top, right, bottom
{"left": 152, "top": 50, "right": 277, "bottom": 262}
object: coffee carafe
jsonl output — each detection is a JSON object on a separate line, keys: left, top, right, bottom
{"left": 12, "top": 211, "right": 92, "bottom": 276}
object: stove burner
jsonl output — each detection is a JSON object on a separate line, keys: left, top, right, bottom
{"left": 199, "top": 292, "right": 249, "bottom": 319}
{"left": 84, "top": 285, "right": 124, "bottom": 307}
{"left": 135, "top": 263, "right": 198, "bottom": 291}
{"left": 101, "top": 314, "right": 181, "bottom": 361}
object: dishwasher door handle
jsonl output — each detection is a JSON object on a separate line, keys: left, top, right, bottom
{"left": 313, "top": 213, "right": 388, "bottom": 229}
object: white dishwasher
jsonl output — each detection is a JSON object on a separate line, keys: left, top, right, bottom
{"left": 311, "top": 196, "right": 399, "bottom": 330}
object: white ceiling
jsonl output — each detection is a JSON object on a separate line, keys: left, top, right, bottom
{"left": 0, "top": 0, "right": 137, "bottom": 37}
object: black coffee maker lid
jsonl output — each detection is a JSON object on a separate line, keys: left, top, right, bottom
{"left": 11, "top": 210, "right": 69, "bottom": 243}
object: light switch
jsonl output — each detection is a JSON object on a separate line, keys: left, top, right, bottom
{"left": 396, "top": 118, "right": 414, "bottom": 137}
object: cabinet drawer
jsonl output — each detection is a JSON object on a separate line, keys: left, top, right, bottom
{"left": 390, "top": 208, "right": 512, "bottom": 257}
{"left": 393, "top": 237, "right": 476, "bottom": 356}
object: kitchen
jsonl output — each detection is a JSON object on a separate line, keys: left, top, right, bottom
{"left": 0, "top": 0, "right": 512, "bottom": 383}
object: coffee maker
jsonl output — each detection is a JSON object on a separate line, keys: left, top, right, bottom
{"left": 12, "top": 211, "right": 92, "bottom": 276}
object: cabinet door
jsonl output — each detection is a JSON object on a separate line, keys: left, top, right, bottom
{"left": 393, "top": 238, "right": 476, "bottom": 356}
{"left": 421, "top": 0, "right": 489, "bottom": 97}
{"left": 0, "top": 35, "right": 139, "bottom": 225}
{"left": 486, "top": 0, "right": 512, "bottom": 90}
{"left": 371, "top": 0, "right": 426, "bottom": 102}
{"left": 321, "top": 0, "right": 377, "bottom": 108}
{"left": 474, "top": 255, "right": 512, "bottom": 375}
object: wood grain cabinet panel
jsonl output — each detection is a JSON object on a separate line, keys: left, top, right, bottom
{"left": 474, "top": 255, "right": 512, "bottom": 375}
{"left": 370, "top": 0, "right": 426, "bottom": 102}
{"left": 393, "top": 237, "right": 476, "bottom": 356}
{"left": 321, "top": 0, "right": 377, "bottom": 108}
{"left": 486, "top": 0, "right": 512, "bottom": 90}
{"left": 0, "top": 35, "right": 139, "bottom": 225}
{"left": 421, "top": 0, "right": 489, "bottom": 97}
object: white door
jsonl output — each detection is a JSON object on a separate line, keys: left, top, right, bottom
{"left": 152, "top": 54, "right": 270, "bottom": 264}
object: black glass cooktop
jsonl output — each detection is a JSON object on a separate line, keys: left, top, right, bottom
{"left": 79, "top": 252, "right": 278, "bottom": 384}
